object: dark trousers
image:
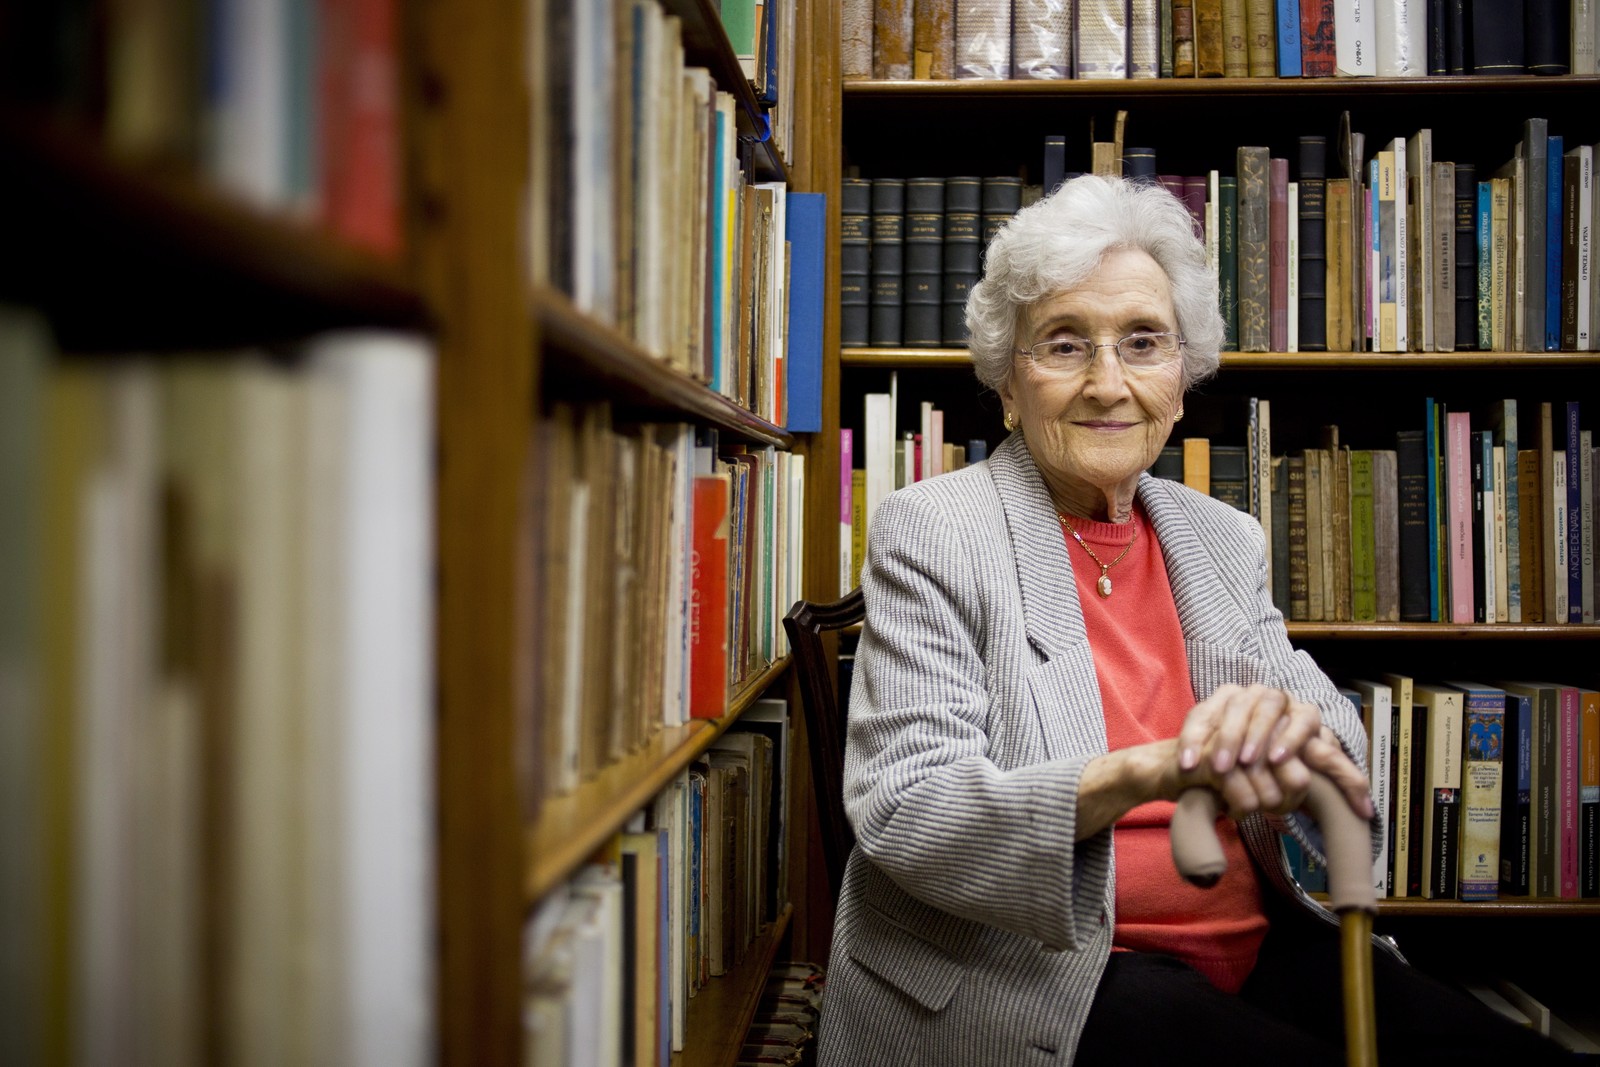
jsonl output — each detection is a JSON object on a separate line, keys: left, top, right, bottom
{"left": 1075, "top": 907, "right": 1576, "bottom": 1066}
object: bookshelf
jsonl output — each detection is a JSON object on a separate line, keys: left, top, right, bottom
{"left": 829, "top": 63, "right": 1600, "bottom": 1017}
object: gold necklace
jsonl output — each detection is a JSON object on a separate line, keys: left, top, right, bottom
{"left": 1057, "top": 514, "right": 1138, "bottom": 598}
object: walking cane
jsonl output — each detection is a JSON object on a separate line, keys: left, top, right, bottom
{"left": 1171, "top": 774, "right": 1379, "bottom": 1067}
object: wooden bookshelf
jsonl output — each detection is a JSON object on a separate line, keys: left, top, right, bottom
{"left": 535, "top": 286, "right": 795, "bottom": 448}
{"left": 1287, "top": 622, "right": 1600, "bottom": 639}
{"left": 675, "top": 905, "right": 795, "bottom": 1067}
{"left": 843, "top": 74, "right": 1600, "bottom": 101}
{"left": 526, "top": 656, "right": 793, "bottom": 902}
{"left": 844, "top": 346, "right": 1600, "bottom": 371}
{"left": 1370, "top": 899, "right": 1600, "bottom": 917}
{"left": 0, "top": 105, "right": 425, "bottom": 351}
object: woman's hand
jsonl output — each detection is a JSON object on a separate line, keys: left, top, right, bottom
{"left": 1173, "top": 684, "right": 1374, "bottom": 823}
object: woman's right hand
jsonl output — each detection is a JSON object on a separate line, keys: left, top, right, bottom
{"left": 1173, "top": 683, "right": 1374, "bottom": 823}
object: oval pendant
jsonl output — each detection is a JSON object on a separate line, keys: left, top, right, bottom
{"left": 1097, "top": 574, "right": 1113, "bottom": 598}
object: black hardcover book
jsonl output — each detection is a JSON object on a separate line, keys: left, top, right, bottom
{"left": 1396, "top": 429, "right": 1431, "bottom": 621}
{"left": 981, "top": 176, "right": 1024, "bottom": 251}
{"left": 1298, "top": 136, "right": 1328, "bottom": 352}
{"left": 1150, "top": 446, "right": 1184, "bottom": 479}
{"left": 1500, "top": 689, "right": 1531, "bottom": 896}
{"left": 1446, "top": 0, "right": 1470, "bottom": 73}
{"left": 1124, "top": 146, "right": 1158, "bottom": 183}
{"left": 869, "top": 178, "right": 906, "bottom": 346}
{"left": 1471, "top": 430, "right": 1488, "bottom": 623}
{"left": 1209, "top": 445, "right": 1249, "bottom": 511}
{"left": 1219, "top": 176, "right": 1239, "bottom": 351}
{"left": 944, "top": 176, "right": 982, "bottom": 348}
{"left": 1524, "top": 0, "right": 1569, "bottom": 74}
{"left": 904, "top": 178, "right": 945, "bottom": 348}
{"left": 1271, "top": 456, "right": 1291, "bottom": 614}
{"left": 1469, "top": 0, "right": 1524, "bottom": 73}
{"left": 1427, "top": 0, "right": 1448, "bottom": 74}
{"left": 1453, "top": 163, "right": 1478, "bottom": 350}
{"left": 841, "top": 178, "right": 872, "bottom": 347}
{"left": 1407, "top": 704, "right": 1428, "bottom": 897}
{"left": 1044, "top": 135, "right": 1067, "bottom": 196}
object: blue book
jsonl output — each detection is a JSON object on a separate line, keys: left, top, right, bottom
{"left": 1276, "top": 0, "right": 1303, "bottom": 75}
{"left": 1425, "top": 398, "right": 1442, "bottom": 621}
{"left": 783, "top": 192, "right": 826, "bottom": 433}
{"left": 1546, "top": 135, "right": 1565, "bottom": 352}
{"left": 1445, "top": 682, "right": 1506, "bottom": 901}
{"left": 760, "top": 0, "right": 779, "bottom": 107}
{"left": 1498, "top": 689, "right": 1533, "bottom": 895}
{"left": 1476, "top": 182, "right": 1493, "bottom": 350}
{"left": 1567, "top": 401, "right": 1584, "bottom": 621}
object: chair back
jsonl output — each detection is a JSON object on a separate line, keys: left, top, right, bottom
{"left": 782, "top": 587, "right": 864, "bottom": 905}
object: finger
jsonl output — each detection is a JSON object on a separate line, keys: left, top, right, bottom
{"left": 1301, "top": 732, "right": 1376, "bottom": 820}
{"left": 1265, "top": 700, "right": 1324, "bottom": 765}
{"left": 1177, "top": 685, "right": 1237, "bottom": 772}
{"left": 1237, "top": 688, "right": 1294, "bottom": 766}
{"left": 1209, "top": 685, "right": 1282, "bottom": 774}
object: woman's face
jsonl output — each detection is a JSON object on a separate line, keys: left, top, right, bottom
{"left": 998, "top": 248, "right": 1186, "bottom": 514}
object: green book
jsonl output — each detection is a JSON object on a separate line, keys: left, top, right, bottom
{"left": 1219, "top": 175, "right": 1240, "bottom": 350}
{"left": 1350, "top": 449, "right": 1377, "bottom": 621}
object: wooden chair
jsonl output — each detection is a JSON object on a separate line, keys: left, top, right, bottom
{"left": 782, "top": 587, "right": 864, "bottom": 905}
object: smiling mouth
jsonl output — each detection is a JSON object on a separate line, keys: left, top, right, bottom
{"left": 1076, "top": 420, "right": 1137, "bottom": 430}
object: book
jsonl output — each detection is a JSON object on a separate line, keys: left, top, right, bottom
{"left": 912, "top": 0, "right": 956, "bottom": 77}
{"left": 1470, "top": 0, "right": 1526, "bottom": 73}
{"left": 1269, "top": 157, "right": 1290, "bottom": 352}
{"left": 1500, "top": 681, "right": 1560, "bottom": 896}
{"left": 1299, "top": 0, "right": 1336, "bottom": 75}
{"left": 1581, "top": 689, "right": 1600, "bottom": 898}
{"left": 839, "top": 429, "right": 854, "bottom": 595}
{"left": 1396, "top": 429, "right": 1431, "bottom": 621}
{"left": 1210, "top": 445, "right": 1248, "bottom": 511}
{"left": 1074, "top": 0, "right": 1131, "bottom": 77}
{"left": 1372, "top": 448, "right": 1400, "bottom": 621}
{"left": 1303, "top": 448, "right": 1327, "bottom": 620}
{"left": 839, "top": 178, "right": 871, "bottom": 347}
{"left": 1349, "top": 449, "right": 1377, "bottom": 621}
{"left": 1500, "top": 684, "right": 1534, "bottom": 895}
{"left": 1445, "top": 409, "right": 1474, "bottom": 623}
{"left": 1287, "top": 453, "right": 1310, "bottom": 620}
{"left": 1381, "top": 672, "right": 1418, "bottom": 895}
{"left": 1525, "top": 0, "right": 1570, "bottom": 73}
{"left": 689, "top": 473, "right": 732, "bottom": 718}
{"left": 1219, "top": 175, "right": 1241, "bottom": 350}
{"left": 1183, "top": 437, "right": 1212, "bottom": 495}
{"left": 1558, "top": 684, "right": 1582, "bottom": 897}
{"left": 1297, "top": 136, "right": 1328, "bottom": 351}
{"left": 902, "top": 178, "right": 944, "bottom": 348}
{"left": 783, "top": 192, "right": 825, "bottom": 431}
{"left": 943, "top": 176, "right": 981, "bottom": 347}
{"left": 869, "top": 178, "right": 905, "bottom": 345}
{"left": 1471, "top": 430, "right": 1492, "bottom": 622}
{"left": 1491, "top": 400, "right": 1522, "bottom": 621}
{"left": 1196, "top": 0, "right": 1226, "bottom": 74}
{"left": 1334, "top": 0, "right": 1375, "bottom": 74}
{"left": 1375, "top": 0, "right": 1426, "bottom": 74}
{"left": 1454, "top": 163, "right": 1479, "bottom": 349}
{"left": 1237, "top": 146, "right": 1272, "bottom": 352}
{"left": 1566, "top": 402, "right": 1584, "bottom": 622}
{"left": 1414, "top": 683, "right": 1465, "bottom": 899}
{"left": 1351, "top": 678, "right": 1395, "bottom": 896}
{"left": 1444, "top": 681, "right": 1505, "bottom": 901}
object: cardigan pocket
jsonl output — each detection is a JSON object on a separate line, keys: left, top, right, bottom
{"left": 848, "top": 903, "right": 967, "bottom": 1013}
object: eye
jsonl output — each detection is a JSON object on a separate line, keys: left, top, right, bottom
{"left": 1124, "top": 333, "right": 1159, "bottom": 353}
{"left": 1042, "top": 338, "right": 1091, "bottom": 360}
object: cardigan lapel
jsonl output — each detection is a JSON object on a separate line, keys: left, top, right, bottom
{"left": 1137, "top": 473, "right": 1256, "bottom": 654}
{"left": 986, "top": 433, "right": 1088, "bottom": 659}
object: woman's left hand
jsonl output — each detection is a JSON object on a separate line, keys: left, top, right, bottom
{"left": 1174, "top": 683, "right": 1374, "bottom": 822}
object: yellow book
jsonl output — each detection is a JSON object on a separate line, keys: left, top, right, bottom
{"left": 851, "top": 469, "right": 867, "bottom": 592}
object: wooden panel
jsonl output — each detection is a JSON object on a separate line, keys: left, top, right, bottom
{"left": 674, "top": 906, "right": 795, "bottom": 1067}
{"left": 407, "top": 0, "right": 530, "bottom": 1063}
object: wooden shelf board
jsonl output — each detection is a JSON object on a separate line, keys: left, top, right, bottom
{"left": 844, "top": 347, "right": 1600, "bottom": 370}
{"left": 526, "top": 657, "right": 792, "bottom": 902}
{"left": 673, "top": 904, "right": 795, "bottom": 1067}
{"left": 659, "top": 0, "right": 789, "bottom": 183}
{"left": 1287, "top": 622, "right": 1600, "bottom": 639}
{"left": 0, "top": 106, "right": 426, "bottom": 351}
{"left": 845, "top": 74, "right": 1600, "bottom": 100}
{"left": 1358, "top": 899, "right": 1600, "bottom": 917}
{"left": 534, "top": 287, "right": 795, "bottom": 449}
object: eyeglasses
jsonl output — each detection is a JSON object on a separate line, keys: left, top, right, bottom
{"left": 1017, "top": 331, "right": 1186, "bottom": 374}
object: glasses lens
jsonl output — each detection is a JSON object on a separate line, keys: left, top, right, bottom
{"left": 1034, "top": 339, "right": 1092, "bottom": 369}
{"left": 1117, "top": 332, "right": 1179, "bottom": 367}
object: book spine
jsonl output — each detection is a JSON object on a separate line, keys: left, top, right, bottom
{"left": 1195, "top": 0, "right": 1226, "bottom": 75}
{"left": 1547, "top": 137, "right": 1566, "bottom": 352}
{"left": 1536, "top": 687, "right": 1558, "bottom": 896}
{"left": 912, "top": 0, "right": 956, "bottom": 78}
{"left": 1469, "top": 0, "right": 1526, "bottom": 73}
{"left": 840, "top": 179, "right": 872, "bottom": 347}
{"left": 1373, "top": 448, "right": 1400, "bottom": 620}
{"left": 1476, "top": 181, "right": 1493, "bottom": 349}
{"left": 1426, "top": 0, "right": 1447, "bottom": 73}
{"left": 1431, "top": 161, "right": 1457, "bottom": 352}
{"left": 1288, "top": 454, "right": 1309, "bottom": 619}
{"left": 1324, "top": 178, "right": 1353, "bottom": 350}
{"left": 1375, "top": 0, "right": 1427, "bottom": 74}
{"left": 1525, "top": 118, "right": 1551, "bottom": 351}
{"left": 1222, "top": 0, "right": 1251, "bottom": 74}
{"left": 1525, "top": 0, "right": 1570, "bottom": 73}
{"left": 1298, "top": 142, "right": 1328, "bottom": 350}
{"left": 869, "top": 178, "right": 905, "bottom": 346}
{"left": 1074, "top": 0, "right": 1131, "bottom": 78}
{"left": 1237, "top": 147, "right": 1272, "bottom": 352}
{"left": 1299, "top": 0, "right": 1336, "bottom": 75}
{"left": 1397, "top": 429, "right": 1431, "bottom": 620}
{"left": 943, "top": 176, "right": 981, "bottom": 347}
{"left": 841, "top": 0, "right": 874, "bottom": 78}
{"left": 1270, "top": 158, "right": 1290, "bottom": 351}
{"left": 1583, "top": 433, "right": 1595, "bottom": 623}
{"left": 1567, "top": 403, "right": 1584, "bottom": 622}
{"left": 1519, "top": 448, "right": 1545, "bottom": 622}
{"left": 1581, "top": 690, "right": 1600, "bottom": 898}
{"left": 1244, "top": 0, "right": 1279, "bottom": 74}
{"left": 1495, "top": 400, "right": 1522, "bottom": 621}
{"left": 1458, "top": 690, "right": 1505, "bottom": 901}
{"left": 1219, "top": 176, "right": 1240, "bottom": 350}
{"left": 1014, "top": 0, "right": 1071, "bottom": 77}
{"left": 1271, "top": 456, "right": 1291, "bottom": 612}
{"left": 1425, "top": 400, "right": 1443, "bottom": 620}
{"left": 1275, "top": 0, "right": 1303, "bottom": 73}
{"left": 1561, "top": 688, "right": 1581, "bottom": 896}
{"left": 1303, "top": 450, "right": 1326, "bottom": 619}
{"left": 1334, "top": 0, "right": 1376, "bottom": 74}
{"left": 1502, "top": 692, "right": 1532, "bottom": 896}
{"left": 1350, "top": 450, "right": 1377, "bottom": 620}
{"left": 955, "top": 0, "right": 1015, "bottom": 78}
{"left": 1453, "top": 163, "right": 1478, "bottom": 350}
{"left": 1471, "top": 430, "right": 1489, "bottom": 622}
{"left": 903, "top": 178, "right": 945, "bottom": 348}
{"left": 872, "top": 0, "right": 914, "bottom": 79}
{"left": 1422, "top": 691, "right": 1462, "bottom": 899}
{"left": 1447, "top": 410, "right": 1475, "bottom": 623}
{"left": 1407, "top": 701, "right": 1428, "bottom": 896}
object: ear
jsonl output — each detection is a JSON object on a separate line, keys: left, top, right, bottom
{"left": 996, "top": 370, "right": 1016, "bottom": 415}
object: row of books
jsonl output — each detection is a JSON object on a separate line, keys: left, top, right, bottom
{"left": 528, "top": 402, "right": 806, "bottom": 809}
{"left": 735, "top": 961, "right": 826, "bottom": 1066}
{"left": 0, "top": 307, "right": 436, "bottom": 1065}
{"left": 718, "top": 0, "right": 798, "bottom": 162}
{"left": 1164, "top": 399, "right": 1598, "bottom": 625}
{"left": 1331, "top": 677, "right": 1600, "bottom": 902}
{"left": 843, "top": 0, "right": 1592, "bottom": 81}
{"left": 532, "top": 0, "right": 827, "bottom": 429}
{"left": 526, "top": 705, "right": 793, "bottom": 1066}
{"left": 0, "top": 0, "right": 404, "bottom": 255}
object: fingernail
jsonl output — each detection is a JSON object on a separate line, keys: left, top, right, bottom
{"left": 1239, "top": 742, "right": 1257, "bottom": 764}
{"left": 1213, "top": 749, "right": 1232, "bottom": 773}
{"left": 1180, "top": 747, "right": 1197, "bottom": 771}
{"left": 1268, "top": 745, "right": 1287, "bottom": 763}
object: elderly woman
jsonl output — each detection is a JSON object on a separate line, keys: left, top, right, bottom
{"left": 818, "top": 175, "right": 1567, "bottom": 1066}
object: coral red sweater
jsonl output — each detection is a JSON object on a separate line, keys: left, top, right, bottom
{"left": 1062, "top": 505, "right": 1268, "bottom": 993}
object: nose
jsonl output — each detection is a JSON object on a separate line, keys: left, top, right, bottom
{"left": 1081, "top": 342, "right": 1130, "bottom": 399}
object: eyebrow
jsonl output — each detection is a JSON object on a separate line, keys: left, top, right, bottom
{"left": 1031, "top": 311, "right": 1172, "bottom": 338}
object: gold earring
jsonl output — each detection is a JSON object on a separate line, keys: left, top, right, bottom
{"left": 1173, "top": 405, "right": 1184, "bottom": 422}
{"left": 1004, "top": 412, "right": 1016, "bottom": 432}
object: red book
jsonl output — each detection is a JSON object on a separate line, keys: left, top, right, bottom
{"left": 1446, "top": 410, "right": 1475, "bottom": 623}
{"left": 689, "top": 473, "right": 732, "bottom": 718}
{"left": 1270, "top": 157, "right": 1289, "bottom": 352}
{"left": 1299, "top": 0, "right": 1335, "bottom": 77}
{"left": 1559, "top": 684, "right": 1581, "bottom": 897}
{"left": 320, "top": 0, "right": 403, "bottom": 257}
